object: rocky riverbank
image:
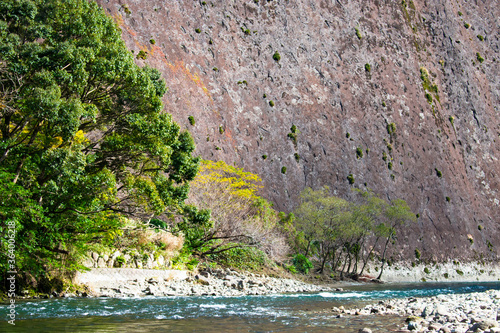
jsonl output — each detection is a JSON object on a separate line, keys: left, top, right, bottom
{"left": 71, "top": 267, "right": 334, "bottom": 298}
{"left": 335, "top": 290, "right": 500, "bottom": 333}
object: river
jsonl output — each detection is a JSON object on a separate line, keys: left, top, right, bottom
{"left": 3, "top": 282, "right": 500, "bottom": 332}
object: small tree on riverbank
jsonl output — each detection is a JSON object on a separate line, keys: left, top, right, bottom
{"left": 291, "top": 187, "right": 415, "bottom": 279}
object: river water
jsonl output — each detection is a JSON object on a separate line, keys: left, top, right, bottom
{"left": 3, "top": 282, "right": 500, "bottom": 332}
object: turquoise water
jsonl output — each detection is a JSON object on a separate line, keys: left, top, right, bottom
{"left": 2, "top": 282, "right": 499, "bottom": 332}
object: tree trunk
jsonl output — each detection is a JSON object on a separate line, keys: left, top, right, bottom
{"left": 376, "top": 234, "right": 393, "bottom": 280}
{"left": 360, "top": 236, "right": 380, "bottom": 276}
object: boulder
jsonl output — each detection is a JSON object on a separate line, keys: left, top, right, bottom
{"left": 358, "top": 329, "right": 372, "bottom": 333}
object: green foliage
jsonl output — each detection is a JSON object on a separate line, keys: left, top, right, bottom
{"left": 294, "top": 153, "right": 300, "bottom": 162}
{"left": 281, "top": 166, "right": 287, "bottom": 174}
{"left": 195, "top": 28, "right": 201, "bottom": 33}
{"left": 365, "top": 63, "right": 371, "bottom": 72}
{"left": 272, "top": 51, "right": 281, "bottom": 62}
{"left": 478, "top": 224, "right": 483, "bottom": 231}
{"left": 477, "top": 35, "right": 484, "bottom": 41}
{"left": 136, "top": 50, "right": 148, "bottom": 59}
{"left": 382, "top": 101, "right": 386, "bottom": 107}
{"left": 292, "top": 187, "right": 416, "bottom": 278}
{"left": 387, "top": 123, "right": 396, "bottom": 135}
{"left": 262, "top": 154, "right": 267, "bottom": 160}
{"left": 287, "top": 124, "right": 299, "bottom": 146}
{"left": 0, "top": 0, "right": 199, "bottom": 283}
{"left": 382, "top": 151, "right": 388, "bottom": 162}
{"left": 456, "top": 269, "right": 464, "bottom": 276}
{"left": 435, "top": 168, "right": 443, "bottom": 178}
{"left": 476, "top": 52, "right": 484, "bottom": 63}
{"left": 188, "top": 116, "right": 196, "bottom": 126}
{"left": 219, "top": 126, "right": 224, "bottom": 134}
{"left": 425, "top": 93, "right": 433, "bottom": 104}
{"left": 464, "top": 22, "right": 470, "bottom": 29}
{"left": 355, "top": 27, "right": 362, "bottom": 39}
{"left": 449, "top": 116, "right": 455, "bottom": 126}
{"left": 347, "top": 174, "right": 355, "bottom": 184}
{"left": 415, "top": 248, "right": 421, "bottom": 259}
{"left": 458, "top": 11, "right": 462, "bottom": 16}
{"left": 444, "top": 272, "right": 449, "bottom": 279}
{"left": 292, "top": 254, "right": 313, "bottom": 274}
{"left": 207, "top": 243, "right": 269, "bottom": 271}
{"left": 150, "top": 39, "right": 156, "bottom": 44}
{"left": 356, "top": 147, "right": 364, "bottom": 159}
{"left": 269, "top": 100, "right": 275, "bottom": 107}
{"left": 241, "top": 27, "right": 251, "bottom": 35}
{"left": 424, "top": 267, "right": 430, "bottom": 274}
{"left": 446, "top": 196, "right": 451, "bottom": 202}
{"left": 388, "top": 162, "right": 393, "bottom": 170}
{"left": 346, "top": 132, "right": 350, "bottom": 139}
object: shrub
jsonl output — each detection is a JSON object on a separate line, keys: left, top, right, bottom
{"left": 444, "top": 272, "right": 449, "bottom": 279}
{"left": 446, "top": 196, "right": 451, "bottom": 202}
{"left": 387, "top": 123, "right": 396, "bottom": 135}
{"left": 356, "top": 147, "right": 364, "bottom": 159}
{"left": 416, "top": 213, "right": 420, "bottom": 218}
{"left": 478, "top": 225, "right": 483, "bottom": 231}
{"left": 294, "top": 153, "right": 300, "bottom": 162}
{"left": 415, "top": 248, "right": 421, "bottom": 259}
{"left": 150, "top": 39, "right": 156, "bottom": 44}
{"left": 188, "top": 116, "right": 195, "bottom": 126}
{"left": 292, "top": 254, "right": 313, "bottom": 274}
{"left": 424, "top": 267, "right": 430, "bottom": 274}
{"left": 262, "top": 155, "right": 267, "bottom": 160}
{"left": 382, "top": 101, "right": 386, "bottom": 107}
{"left": 435, "top": 168, "right": 442, "bottom": 178}
{"left": 136, "top": 50, "right": 148, "bottom": 60}
{"left": 464, "top": 22, "right": 470, "bottom": 29}
{"left": 449, "top": 116, "right": 454, "bottom": 126}
{"left": 213, "top": 67, "right": 218, "bottom": 71}
{"left": 477, "top": 35, "right": 484, "bottom": 41}
{"left": 219, "top": 126, "right": 224, "bottom": 134}
{"left": 281, "top": 166, "right": 287, "bottom": 174}
{"left": 346, "top": 132, "right": 350, "bottom": 138}
{"left": 365, "top": 63, "right": 371, "bottom": 72}
{"left": 425, "top": 92, "right": 433, "bottom": 104}
{"left": 388, "top": 162, "right": 393, "bottom": 170}
{"left": 195, "top": 28, "right": 201, "bottom": 33}
{"left": 115, "top": 256, "right": 126, "bottom": 267}
{"left": 347, "top": 174, "right": 355, "bottom": 185}
{"left": 355, "top": 27, "right": 362, "bottom": 39}
{"left": 269, "top": 100, "right": 275, "bottom": 107}
{"left": 456, "top": 269, "right": 464, "bottom": 276}
{"left": 272, "top": 51, "right": 281, "bottom": 62}
{"left": 458, "top": 11, "right": 462, "bottom": 16}
{"left": 382, "top": 151, "right": 388, "bottom": 161}
{"left": 208, "top": 244, "right": 269, "bottom": 271}
{"left": 476, "top": 52, "right": 484, "bottom": 63}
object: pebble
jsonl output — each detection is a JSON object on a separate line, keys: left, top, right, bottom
{"left": 339, "top": 290, "right": 500, "bottom": 333}
{"left": 92, "top": 268, "right": 332, "bottom": 298}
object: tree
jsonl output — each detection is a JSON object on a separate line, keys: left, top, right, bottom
{"left": 376, "top": 199, "right": 416, "bottom": 279}
{"left": 0, "top": 0, "right": 199, "bottom": 285}
{"left": 183, "top": 160, "right": 288, "bottom": 260}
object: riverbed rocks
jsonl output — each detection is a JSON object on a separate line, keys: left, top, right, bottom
{"left": 340, "top": 290, "right": 500, "bottom": 333}
{"left": 91, "top": 268, "right": 331, "bottom": 298}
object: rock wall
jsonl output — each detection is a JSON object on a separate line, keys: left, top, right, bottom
{"left": 95, "top": 0, "right": 499, "bottom": 261}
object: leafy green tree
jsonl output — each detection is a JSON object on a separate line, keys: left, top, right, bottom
{"left": 376, "top": 199, "right": 416, "bottom": 279}
{"left": 0, "top": 0, "right": 199, "bottom": 286}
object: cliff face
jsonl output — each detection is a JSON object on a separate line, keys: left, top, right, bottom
{"left": 96, "top": 0, "right": 499, "bottom": 262}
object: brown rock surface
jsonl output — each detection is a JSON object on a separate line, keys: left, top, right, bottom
{"left": 96, "top": 0, "right": 499, "bottom": 261}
